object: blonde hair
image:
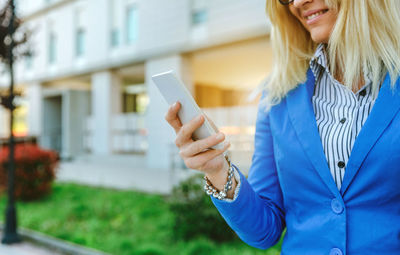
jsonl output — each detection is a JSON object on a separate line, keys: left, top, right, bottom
{"left": 263, "top": 0, "right": 400, "bottom": 109}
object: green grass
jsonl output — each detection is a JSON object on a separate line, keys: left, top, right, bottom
{"left": 0, "top": 183, "right": 281, "bottom": 255}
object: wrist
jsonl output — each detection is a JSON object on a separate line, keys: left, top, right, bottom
{"left": 204, "top": 155, "right": 235, "bottom": 199}
{"left": 205, "top": 157, "right": 230, "bottom": 190}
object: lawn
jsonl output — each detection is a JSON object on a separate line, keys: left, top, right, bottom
{"left": 0, "top": 183, "right": 282, "bottom": 255}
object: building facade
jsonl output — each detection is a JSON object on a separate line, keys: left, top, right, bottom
{"left": 0, "top": 0, "right": 274, "bottom": 170}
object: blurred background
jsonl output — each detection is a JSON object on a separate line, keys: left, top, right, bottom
{"left": 0, "top": 0, "right": 274, "bottom": 172}
{"left": 0, "top": 0, "right": 280, "bottom": 254}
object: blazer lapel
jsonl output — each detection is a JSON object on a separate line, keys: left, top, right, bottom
{"left": 340, "top": 73, "right": 400, "bottom": 195}
{"left": 286, "top": 69, "right": 341, "bottom": 197}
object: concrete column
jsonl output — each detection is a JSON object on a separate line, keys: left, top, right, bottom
{"left": 145, "top": 54, "right": 193, "bottom": 169}
{"left": 91, "top": 71, "right": 122, "bottom": 155}
{"left": 26, "top": 83, "right": 42, "bottom": 138}
{"left": 62, "top": 90, "right": 91, "bottom": 159}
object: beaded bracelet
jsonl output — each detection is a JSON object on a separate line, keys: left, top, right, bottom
{"left": 203, "top": 154, "right": 234, "bottom": 200}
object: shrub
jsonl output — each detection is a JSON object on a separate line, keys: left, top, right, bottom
{"left": 182, "top": 238, "right": 216, "bottom": 255}
{"left": 0, "top": 144, "right": 58, "bottom": 201}
{"left": 132, "top": 244, "right": 164, "bottom": 255}
{"left": 167, "top": 174, "right": 237, "bottom": 242}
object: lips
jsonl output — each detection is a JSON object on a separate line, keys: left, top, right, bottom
{"left": 304, "top": 9, "right": 329, "bottom": 20}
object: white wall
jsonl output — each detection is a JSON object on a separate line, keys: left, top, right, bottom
{"left": 0, "top": 108, "right": 10, "bottom": 138}
{"left": 86, "top": 0, "right": 109, "bottom": 65}
{"left": 11, "top": 0, "right": 269, "bottom": 85}
{"left": 26, "top": 83, "right": 42, "bottom": 136}
{"left": 208, "top": 0, "right": 269, "bottom": 39}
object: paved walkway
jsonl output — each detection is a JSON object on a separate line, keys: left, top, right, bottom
{"left": 0, "top": 240, "right": 63, "bottom": 255}
{"left": 57, "top": 154, "right": 195, "bottom": 194}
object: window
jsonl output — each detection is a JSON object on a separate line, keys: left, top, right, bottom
{"left": 123, "top": 84, "right": 148, "bottom": 113}
{"left": 75, "top": 8, "right": 86, "bottom": 57}
{"left": 111, "top": 28, "right": 120, "bottom": 47}
{"left": 48, "top": 32, "right": 56, "bottom": 64}
{"left": 192, "top": 9, "right": 208, "bottom": 25}
{"left": 191, "top": 0, "right": 208, "bottom": 26}
{"left": 110, "top": 0, "right": 121, "bottom": 48}
{"left": 25, "top": 52, "right": 33, "bottom": 70}
{"left": 123, "top": 93, "right": 148, "bottom": 113}
{"left": 126, "top": 5, "right": 138, "bottom": 44}
{"left": 76, "top": 28, "right": 85, "bottom": 57}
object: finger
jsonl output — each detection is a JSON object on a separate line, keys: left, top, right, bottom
{"left": 165, "top": 102, "right": 182, "bottom": 133}
{"left": 175, "top": 114, "right": 205, "bottom": 147}
{"left": 184, "top": 141, "right": 230, "bottom": 170}
{"left": 180, "top": 132, "right": 226, "bottom": 157}
{"left": 204, "top": 114, "right": 219, "bottom": 133}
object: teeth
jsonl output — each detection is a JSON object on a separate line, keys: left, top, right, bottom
{"left": 307, "top": 11, "right": 325, "bottom": 20}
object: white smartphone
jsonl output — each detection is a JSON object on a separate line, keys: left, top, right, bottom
{"left": 151, "top": 70, "right": 223, "bottom": 150}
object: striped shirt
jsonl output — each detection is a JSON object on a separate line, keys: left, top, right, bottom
{"left": 310, "top": 44, "right": 380, "bottom": 190}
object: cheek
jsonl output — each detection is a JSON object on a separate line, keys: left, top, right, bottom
{"left": 310, "top": 13, "right": 337, "bottom": 43}
{"left": 288, "top": 6, "right": 296, "bottom": 16}
{"left": 325, "top": 11, "right": 338, "bottom": 34}
{"left": 288, "top": 9, "right": 309, "bottom": 32}
{"left": 288, "top": 6, "right": 303, "bottom": 24}
{"left": 326, "top": 12, "right": 337, "bottom": 27}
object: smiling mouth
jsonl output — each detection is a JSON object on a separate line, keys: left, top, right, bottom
{"left": 306, "top": 9, "right": 329, "bottom": 20}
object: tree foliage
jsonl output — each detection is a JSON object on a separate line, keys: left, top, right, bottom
{"left": 0, "top": 0, "right": 30, "bottom": 65}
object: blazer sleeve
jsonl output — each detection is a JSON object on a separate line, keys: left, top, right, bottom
{"left": 211, "top": 98, "right": 286, "bottom": 249}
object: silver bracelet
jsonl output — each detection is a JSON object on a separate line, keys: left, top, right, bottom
{"left": 203, "top": 154, "right": 234, "bottom": 200}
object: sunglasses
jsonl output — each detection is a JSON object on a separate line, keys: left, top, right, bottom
{"left": 279, "top": 0, "right": 294, "bottom": 5}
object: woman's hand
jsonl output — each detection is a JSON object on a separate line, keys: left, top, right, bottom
{"left": 165, "top": 102, "right": 232, "bottom": 185}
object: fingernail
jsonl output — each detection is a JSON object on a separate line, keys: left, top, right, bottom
{"left": 197, "top": 115, "right": 203, "bottom": 121}
{"left": 216, "top": 133, "right": 224, "bottom": 140}
{"left": 172, "top": 102, "right": 177, "bottom": 108}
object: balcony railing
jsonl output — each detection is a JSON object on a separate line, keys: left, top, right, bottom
{"left": 84, "top": 113, "right": 147, "bottom": 154}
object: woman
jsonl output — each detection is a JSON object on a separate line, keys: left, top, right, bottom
{"left": 165, "top": 0, "right": 400, "bottom": 254}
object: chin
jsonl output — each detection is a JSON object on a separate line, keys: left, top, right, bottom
{"left": 310, "top": 33, "right": 329, "bottom": 44}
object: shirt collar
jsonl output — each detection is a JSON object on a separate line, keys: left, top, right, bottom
{"left": 310, "top": 43, "right": 329, "bottom": 74}
{"left": 310, "top": 43, "right": 376, "bottom": 96}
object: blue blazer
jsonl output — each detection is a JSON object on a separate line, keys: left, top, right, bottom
{"left": 212, "top": 69, "right": 400, "bottom": 255}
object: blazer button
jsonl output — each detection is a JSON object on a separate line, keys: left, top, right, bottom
{"left": 331, "top": 198, "right": 344, "bottom": 214}
{"left": 330, "top": 248, "right": 343, "bottom": 255}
